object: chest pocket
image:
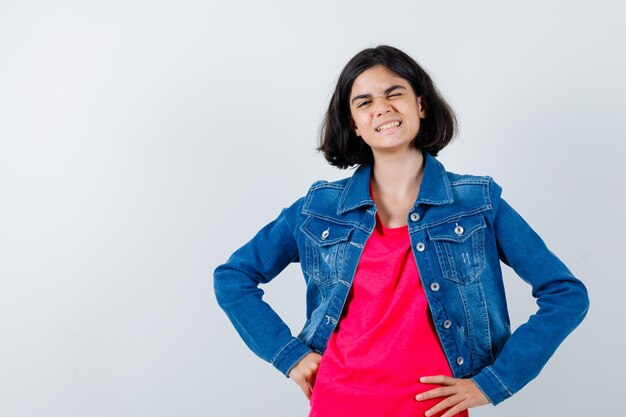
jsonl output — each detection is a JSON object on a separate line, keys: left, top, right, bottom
{"left": 301, "top": 216, "right": 355, "bottom": 286}
{"left": 426, "top": 213, "right": 487, "bottom": 284}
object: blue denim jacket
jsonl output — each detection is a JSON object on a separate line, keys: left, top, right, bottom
{"left": 213, "top": 150, "right": 589, "bottom": 405}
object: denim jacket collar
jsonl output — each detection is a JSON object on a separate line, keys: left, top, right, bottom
{"left": 337, "top": 150, "right": 454, "bottom": 215}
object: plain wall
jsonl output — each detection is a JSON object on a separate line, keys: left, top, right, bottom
{"left": 0, "top": 1, "right": 624, "bottom": 416}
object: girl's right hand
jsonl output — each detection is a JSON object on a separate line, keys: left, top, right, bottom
{"left": 287, "top": 352, "right": 323, "bottom": 400}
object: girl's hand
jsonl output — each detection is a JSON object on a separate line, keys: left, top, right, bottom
{"left": 287, "top": 352, "right": 322, "bottom": 400}
{"left": 415, "top": 375, "right": 490, "bottom": 417}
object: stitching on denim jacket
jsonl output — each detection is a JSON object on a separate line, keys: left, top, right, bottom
{"left": 436, "top": 162, "right": 454, "bottom": 203}
{"left": 456, "top": 284, "right": 474, "bottom": 363}
{"left": 301, "top": 211, "right": 358, "bottom": 228}
{"left": 487, "top": 176, "right": 501, "bottom": 214}
{"left": 337, "top": 172, "right": 357, "bottom": 209}
{"left": 271, "top": 338, "right": 297, "bottom": 365}
{"left": 308, "top": 301, "right": 337, "bottom": 348}
{"left": 416, "top": 208, "right": 488, "bottom": 234}
{"left": 481, "top": 177, "right": 491, "bottom": 210}
{"left": 450, "top": 178, "right": 489, "bottom": 186}
{"left": 477, "top": 279, "right": 495, "bottom": 362}
{"left": 486, "top": 367, "right": 513, "bottom": 397}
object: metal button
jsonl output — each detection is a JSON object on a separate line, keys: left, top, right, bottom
{"left": 416, "top": 242, "right": 425, "bottom": 252}
{"left": 410, "top": 212, "right": 420, "bottom": 221}
{"left": 430, "top": 282, "right": 440, "bottom": 291}
{"left": 443, "top": 320, "right": 452, "bottom": 329}
{"left": 456, "top": 356, "right": 464, "bottom": 366}
{"left": 454, "top": 224, "right": 464, "bottom": 235}
{"left": 321, "top": 227, "right": 330, "bottom": 240}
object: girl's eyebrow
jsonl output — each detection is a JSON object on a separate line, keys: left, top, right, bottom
{"left": 351, "top": 85, "right": 407, "bottom": 104}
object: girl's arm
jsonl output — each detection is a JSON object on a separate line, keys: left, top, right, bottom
{"left": 470, "top": 177, "right": 590, "bottom": 405}
{"left": 213, "top": 195, "right": 313, "bottom": 377}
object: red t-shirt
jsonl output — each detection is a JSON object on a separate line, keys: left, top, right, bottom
{"left": 308, "top": 180, "right": 468, "bottom": 417}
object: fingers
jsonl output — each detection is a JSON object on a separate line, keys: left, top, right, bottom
{"left": 288, "top": 352, "right": 323, "bottom": 400}
{"left": 420, "top": 375, "right": 456, "bottom": 385}
{"left": 417, "top": 377, "right": 490, "bottom": 417}
{"left": 415, "top": 386, "right": 455, "bottom": 401}
{"left": 309, "top": 367, "right": 318, "bottom": 388}
{"left": 439, "top": 401, "right": 470, "bottom": 417}
{"left": 423, "top": 395, "right": 460, "bottom": 417}
{"left": 299, "top": 378, "right": 312, "bottom": 400}
{"left": 293, "top": 372, "right": 315, "bottom": 400}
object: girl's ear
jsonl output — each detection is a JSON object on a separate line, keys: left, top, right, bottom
{"left": 417, "top": 96, "right": 428, "bottom": 119}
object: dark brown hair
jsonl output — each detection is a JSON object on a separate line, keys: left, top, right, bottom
{"left": 318, "top": 45, "right": 457, "bottom": 169}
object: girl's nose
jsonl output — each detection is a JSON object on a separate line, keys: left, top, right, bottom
{"left": 374, "top": 97, "right": 392, "bottom": 116}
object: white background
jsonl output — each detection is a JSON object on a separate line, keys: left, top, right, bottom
{"left": 0, "top": 1, "right": 624, "bottom": 416}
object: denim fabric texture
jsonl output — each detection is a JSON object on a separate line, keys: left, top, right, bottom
{"left": 213, "top": 150, "right": 589, "bottom": 405}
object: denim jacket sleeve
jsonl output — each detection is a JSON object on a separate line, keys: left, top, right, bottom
{"left": 471, "top": 177, "right": 590, "bottom": 405}
{"left": 213, "top": 195, "right": 313, "bottom": 377}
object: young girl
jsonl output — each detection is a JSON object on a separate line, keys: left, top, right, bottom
{"left": 213, "top": 45, "right": 589, "bottom": 417}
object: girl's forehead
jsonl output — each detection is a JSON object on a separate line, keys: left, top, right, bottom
{"left": 351, "top": 71, "right": 411, "bottom": 99}
{"left": 352, "top": 66, "right": 410, "bottom": 91}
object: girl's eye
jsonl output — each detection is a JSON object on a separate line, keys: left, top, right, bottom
{"left": 356, "top": 93, "right": 401, "bottom": 108}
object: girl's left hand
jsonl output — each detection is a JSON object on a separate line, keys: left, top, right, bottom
{"left": 415, "top": 375, "right": 490, "bottom": 417}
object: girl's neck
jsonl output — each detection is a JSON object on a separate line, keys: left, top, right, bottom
{"left": 370, "top": 147, "right": 425, "bottom": 201}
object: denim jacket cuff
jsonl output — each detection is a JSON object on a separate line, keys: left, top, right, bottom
{"left": 271, "top": 337, "right": 313, "bottom": 377}
{"left": 471, "top": 366, "right": 514, "bottom": 406}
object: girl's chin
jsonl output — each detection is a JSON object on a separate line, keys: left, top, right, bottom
{"left": 370, "top": 142, "right": 415, "bottom": 154}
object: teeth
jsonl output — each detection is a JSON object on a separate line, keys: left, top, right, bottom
{"left": 377, "top": 121, "right": 400, "bottom": 132}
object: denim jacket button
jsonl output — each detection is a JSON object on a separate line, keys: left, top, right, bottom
{"left": 321, "top": 227, "right": 330, "bottom": 240}
{"left": 443, "top": 320, "right": 452, "bottom": 329}
{"left": 416, "top": 242, "right": 425, "bottom": 252}
{"left": 410, "top": 212, "right": 420, "bottom": 221}
{"left": 430, "top": 282, "right": 440, "bottom": 291}
{"left": 456, "top": 356, "right": 464, "bottom": 365}
{"left": 454, "top": 225, "right": 464, "bottom": 235}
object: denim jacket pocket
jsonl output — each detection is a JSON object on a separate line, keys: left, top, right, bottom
{"left": 301, "top": 216, "right": 354, "bottom": 286}
{"left": 427, "top": 213, "right": 487, "bottom": 284}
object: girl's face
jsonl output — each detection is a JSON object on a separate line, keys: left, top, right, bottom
{"left": 349, "top": 64, "right": 426, "bottom": 156}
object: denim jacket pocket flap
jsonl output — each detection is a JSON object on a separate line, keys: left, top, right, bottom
{"left": 301, "top": 217, "right": 354, "bottom": 246}
{"left": 426, "top": 213, "right": 486, "bottom": 243}
{"left": 426, "top": 213, "right": 487, "bottom": 284}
